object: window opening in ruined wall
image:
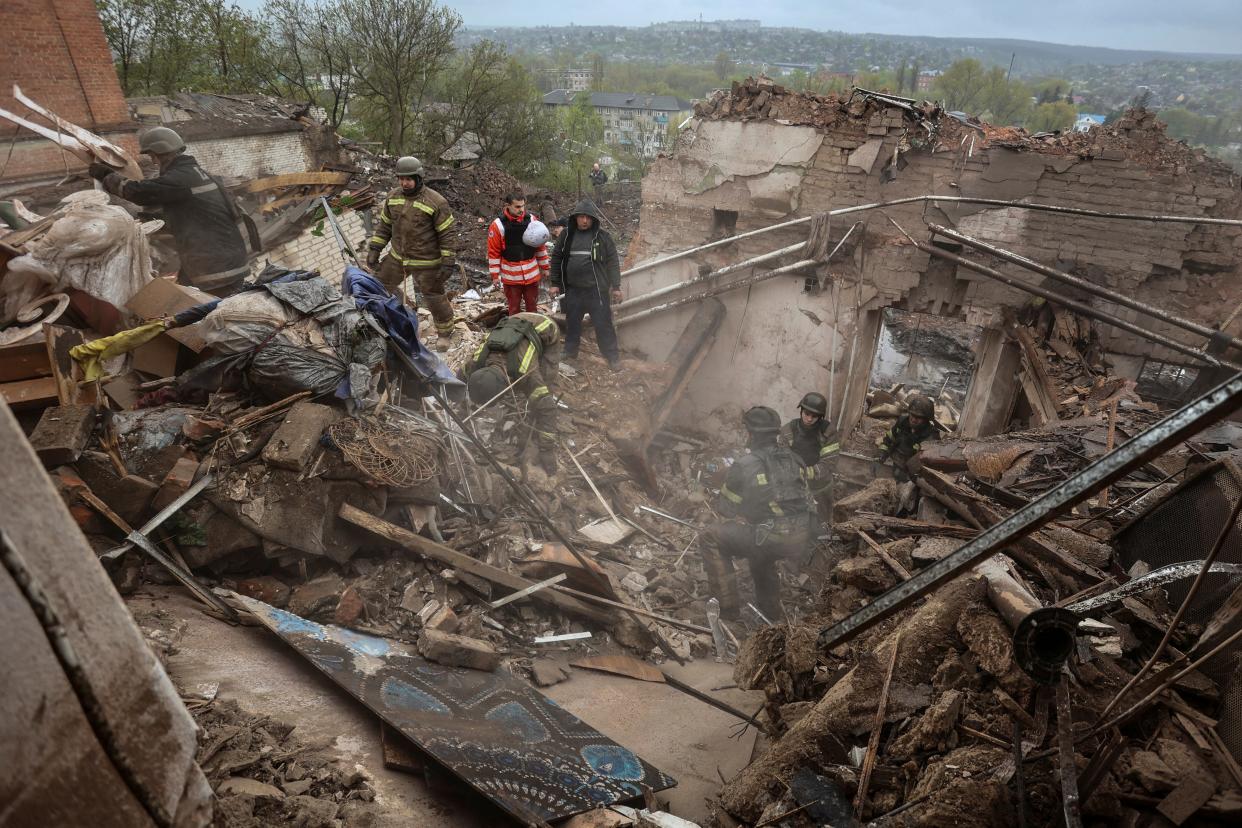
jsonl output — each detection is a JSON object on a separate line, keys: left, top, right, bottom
{"left": 1135, "top": 358, "right": 1200, "bottom": 406}
{"left": 710, "top": 208, "right": 738, "bottom": 241}
{"left": 856, "top": 308, "right": 983, "bottom": 443}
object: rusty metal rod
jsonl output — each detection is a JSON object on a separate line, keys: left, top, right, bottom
{"left": 928, "top": 223, "right": 1242, "bottom": 354}
{"left": 623, "top": 195, "right": 1242, "bottom": 279}
{"left": 817, "top": 365, "right": 1242, "bottom": 652}
{"left": 616, "top": 258, "right": 818, "bottom": 327}
{"left": 913, "top": 241, "right": 1242, "bottom": 371}
{"left": 1055, "top": 677, "right": 1085, "bottom": 828}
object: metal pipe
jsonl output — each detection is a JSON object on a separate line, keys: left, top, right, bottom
{"left": 928, "top": 223, "right": 1242, "bottom": 353}
{"left": 616, "top": 258, "right": 818, "bottom": 327}
{"left": 1067, "top": 561, "right": 1242, "bottom": 614}
{"left": 913, "top": 240, "right": 1242, "bottom": 371}
{"left": 622, "top": 195, "right": 1242, "bottom": 280}
{"left": 817, "top": 366, "right": 1242, "bottom": 652}
{"left": 616, "top": 241, "right": 805, "bottom": 313}
{"left": 976, "top": 558, "right": 1079, "bottom": 684}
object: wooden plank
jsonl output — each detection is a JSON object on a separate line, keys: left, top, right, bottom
{"left": 857, "top": 529, "right": 912, "bottom": 580}
{"left": 43, "top": 323, "right": 96, "bottom": 406}
{"left": 1011, "top": 324, "right": 1060, "bottom": 426}
{"left": 338, "top": 503, "right": 612, "bottom": 625}
{"left": 0, "top": 376, "right": 58, "bottom": 408}
{"left": 0, "top": 340, "right": 52, "bottom": 383}
{"left": 244, "top": 171, "right": 351, "bottom": 193}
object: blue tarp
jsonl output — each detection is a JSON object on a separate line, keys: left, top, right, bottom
{"left": 341, "top": 266, "right": 460, "bottom": 386}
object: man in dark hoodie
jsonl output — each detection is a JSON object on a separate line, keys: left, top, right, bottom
{"left": 548, "top": 200, "right": 622, "bottom": 370}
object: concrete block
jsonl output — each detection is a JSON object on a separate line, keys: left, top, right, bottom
{"left": 261, "top": 401, "right": 339, "bottom": 471}
{"left": 418, "top": 628, "right": 500, "bottom": 671}
{"left": 28, "top": 404, "right": 95, "bottom": 466}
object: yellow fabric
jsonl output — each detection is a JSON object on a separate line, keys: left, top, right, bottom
{"left": 720, "top": 484, "right": 743, "bottom": 504}
{"left": 820, "top": 442, "right": 840, "bottom": 456}
{"left": 435, "top": 216, "right": 455, "bottom": 232}
{"left": 529, "top": 385, "right": 550, "bottom": 401}
{"left": 756, "top": 472, "right": 768, "bottom": 486}
{"left": 69, "top": 321, "right": 167, "bottom": 381}
{"left": 410, "top": 201, "right": 436, "bottom": 215}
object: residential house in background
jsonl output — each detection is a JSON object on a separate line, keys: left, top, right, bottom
{"left": 542, "top": 90, "right": 693, "bottom": 159}
{"left": 1074, "top": 113, "right": 1107, "bottom": 133}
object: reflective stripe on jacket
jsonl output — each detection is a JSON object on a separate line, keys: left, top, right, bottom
{"left": 367, "top": 184, "right": 457, "bottom": 269}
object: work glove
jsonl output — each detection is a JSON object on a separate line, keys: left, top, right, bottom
{"left": 88, "top": 162, "right": 114, "bottom": 181}
{"left": 366, "top": 248, "right": 381, "bottom": 270}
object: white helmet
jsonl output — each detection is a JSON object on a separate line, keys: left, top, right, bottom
{"left": 522, "top": 220, "right": 550, "bottom": 248}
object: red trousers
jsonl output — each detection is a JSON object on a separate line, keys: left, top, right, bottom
{"left": 502, "top": 281, "right": 539, "bottom": 315}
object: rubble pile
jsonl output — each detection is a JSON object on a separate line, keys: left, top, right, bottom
{"left": 694, "top": 77, "right": 1238, "bottom": 177}
{"left": 710, "top": 425, "right": 1242, "bottom": 827}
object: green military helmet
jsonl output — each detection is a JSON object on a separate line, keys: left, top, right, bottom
{"left": 743, "top": 405, "right": 782, "bottom": 434}
{"left": 394, "top": 156, "right": 424, "bottom": 177}
{"left": 467, "top": 365, "right": 508, "bottom": 406}
{"left": 798, "top": 392, "right": 828, "bottom": 418}
{"left": 907, "top": 394, "right": 935, "bottom": 419}
{"left": 138, "top": 126, "right": 185, "bottom": 155}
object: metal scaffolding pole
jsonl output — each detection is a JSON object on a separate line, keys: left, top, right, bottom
{"left": 927, "top": 223, "right": 1242, "bottom": 353}
{"left": 622, "top": 195, "right": 1242, "bottom": 281}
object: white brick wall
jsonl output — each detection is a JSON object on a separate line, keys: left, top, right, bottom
{"left": 185, "top": 131, "right": 313, "bottom": 182}
{"left": 253, "top": 209, "right": 368, "bottom": 278}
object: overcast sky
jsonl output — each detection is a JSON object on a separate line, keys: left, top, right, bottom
{"left": 441, "top": 0, "right": 1242, "bottom": 54}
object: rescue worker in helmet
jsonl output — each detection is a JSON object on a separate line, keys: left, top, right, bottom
{"left": 702, "top": 406, "right": 817, "bottom": 621}
{"left": 780, "top": 392, "right": 840, "bottom": 519}
{"left": 878, "top": 394, "right": 938, "bottom": 482}
{"left": 461, "top": 312, "right": 561, "bottom": 474}
{"left": 89, "top": 126, "right": 253, "bottom": 295}
{"left": 366, "top": 156, "right": 459, "bottom": 348}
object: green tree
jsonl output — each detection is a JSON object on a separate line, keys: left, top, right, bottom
{"left": 714, "top": 51, "right": 733, "bottom": 81}
{"left": 547, "top": 93, "right": 604, "bottom": 192}
{"left": 934, "top": 58, "right": 990, "bottom": 113}
{"left": 342, "top": 0, "right": 460, "bottom": 153}
{"left": 97, "top": 0, "right": 149, "bottom": 93}
{"left": 1027, "top": 101, "right": 1077, "bottom": 133}
{"left": 895, "top": 60, "right": 907, "bottom": 96}
{"left": 909, "top": 61, "right": 920, "bottom": 94}
{"left": 261, "top": 0, "right": 356, "bottom": 128}
{"left": 981, "top": 67, "right": 1031, "bottom": 125}
{"left": 589, "top": 52, "right": 606, "bottom": 91}
{"left": 426, "top": 41, "right": 555, "bottom": 178}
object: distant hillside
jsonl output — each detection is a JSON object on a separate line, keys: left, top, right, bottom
{"left": 458, "top": 25, "right": 1242, "bottom": 78}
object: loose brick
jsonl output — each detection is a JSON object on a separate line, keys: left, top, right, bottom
{"left": 417, "top": 629, "right": 500, "bottom": 672}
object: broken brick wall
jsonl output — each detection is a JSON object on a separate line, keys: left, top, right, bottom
{"left": 255, "top": 209, "right": 367, "bottom": 279}
{"left": 0, "top": 0, "right": 138, "bottom": 189}
{"left": 625, "top": 104, "right": 1242, "bottom": 433}
{"left": 184, "top": 131, "right": 317, "bottom": 185}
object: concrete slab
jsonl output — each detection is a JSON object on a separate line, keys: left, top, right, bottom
{"left": 130, "top": 587, "right": 760, "bottom": 826}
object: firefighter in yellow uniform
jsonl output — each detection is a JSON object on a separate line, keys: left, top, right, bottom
{"left": 462, "top": 312, "right": 562, "bottom": 474}
{"left": 366, "top": 156, "right": 458, "bottom": 347}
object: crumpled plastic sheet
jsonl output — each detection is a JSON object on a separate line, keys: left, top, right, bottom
{"left": 249, "top": 344, "right": 348, "bottom": 400}
{"left": 3, "top": 195, "right": 154, "bottom": 323}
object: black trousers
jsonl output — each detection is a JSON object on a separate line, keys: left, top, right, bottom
{"left": 563, "top": 285, "right": 619, "bottom": 361}
{"left": 706, "top": 521, "right": 810, "bottom": 620}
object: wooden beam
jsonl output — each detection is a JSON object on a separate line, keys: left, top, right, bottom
{"left": 244, "top": 171, "right": 351, "bottom": 193}
{"left": 614, "top": 298, "right": 725, "bottom": 493}
{"left": 338, "top": 503, "right": 613, "bottom": 625}
{"left": 0, "top": 376, "right": 58, "bottom": 408}
{"left": 0, "top": 341, "right": 53, "bottom": 383}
